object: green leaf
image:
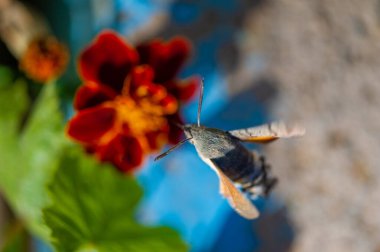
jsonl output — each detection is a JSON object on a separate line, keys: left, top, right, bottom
{"left": 44, "top": 147, "right": 188, "bottom": 252}
{"left": 0, "top": 80, "right": 66, "bottom": 240}
{"left": 0, "top": 65, "right": 15, "bottom": 88}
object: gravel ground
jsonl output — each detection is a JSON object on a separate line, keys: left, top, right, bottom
{"left": 238, "top": 0, "right": 380, "bottom": 251}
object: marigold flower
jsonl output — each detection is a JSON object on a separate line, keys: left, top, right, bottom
{"left": 0, "top": 0, "right": 69, "bottom": 82}
{"left": 19, "top": 36, "right": 69, "bottom": 83}
{"left": 67, "top": 31, "right": 198, "bottom": 173}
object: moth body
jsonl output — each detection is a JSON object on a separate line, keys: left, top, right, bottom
{"left": 184, "top": 125, "right": 235, "bottom": 159}
{"left": 155, "top": 80, "right": 304, "bottom": 219}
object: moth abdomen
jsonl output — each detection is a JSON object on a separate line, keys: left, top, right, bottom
{"left": 211, "top": 147, "right": 278, "bottom": 198}
{"left": 210, "top": 144, "right": 260, "bottom": 182}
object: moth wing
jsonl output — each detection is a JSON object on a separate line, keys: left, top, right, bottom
{"left": 214, "top": 168, "right": 259, "bottom": 219}
{"left": 228, "top": 121, "right": 305, "bottom": 143}
{"left": 217, "top": 170, "right": 259, "bottom": 219}
{"left": 199, "top": 156, "right": 259, "bottom": 219}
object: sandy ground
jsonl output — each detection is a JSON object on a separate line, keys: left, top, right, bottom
{"left": 239, "top": 0, "right": 380, "bottom": 251}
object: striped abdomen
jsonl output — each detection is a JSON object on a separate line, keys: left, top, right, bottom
{"left": 210, "top": 143, "right": 277, "bottom": 197}
{"left": 187, "top": 126, "right": 278, "bottom": 197}
{"left": 210, "top": 143, "right": 260, "bottom": 184}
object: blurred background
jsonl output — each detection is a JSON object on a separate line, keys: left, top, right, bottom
{"left": 1, "top": 0, "right": 380, "bottom": 251}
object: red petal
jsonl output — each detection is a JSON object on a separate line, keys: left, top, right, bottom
{"left": 127, "top": 66, "right": 177, "bottom": 113}
{"left": 98, "top": 134, "right": 144, "bottom": 173}
{"left": 177, "top": 77, "right": 199, "bottom": 102}
{"left": 145, "top": 124, "right": 169, "bottom": 151}
{"left": 127, "top": 65, "right": 155, "bottom": 96}
{"left": 67, "top": 106, "right": 117, "bottom": 144}
{"left": 137, "top": 37, "right": 191, "bottom": 82}
{"left": 79, "top": 31, "right": 139, "bottom": 92}
{"left": 159, "top": 95, "right": 178, "bottom": 114}
{"left": 146, "top": 132, "right": 160, "bottom": 151}
{"left": 165, "top": 76, "right": 199, "bottom": 103}
{"left": 74, "top": 82, "right": 117, "bottom": 110}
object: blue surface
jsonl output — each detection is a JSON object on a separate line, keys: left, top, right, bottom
{"left": 137, "top": 85, "right": 273, "bottom": 251}
{"left": 115, "top": 0, "right": 287, "bottom": 251}
{"left": 116, "top": 0, "right": 169, "bottom": 35}
{"left": 35, "top": 0, "right": 295, "bottom": 251}
{"left": 171, "top": 2, "right": 200, "bottom": 24}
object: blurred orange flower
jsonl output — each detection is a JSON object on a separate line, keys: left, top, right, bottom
{"left": 20, "top": 36, "right": 69, "bottom": 83}
{"left": 67, "top": 31, "right": 198, "bottom": 173}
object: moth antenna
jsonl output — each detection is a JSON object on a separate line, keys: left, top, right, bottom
{"left": 197, "top": 78, "right": 204, "bottom": 127}
{"left": 154, "top": 137, "right": 192, "bottom": 161}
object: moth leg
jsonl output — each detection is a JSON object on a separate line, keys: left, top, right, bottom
{"left": 258, "top": 155, "right": 278, "bottom": 196}
{"left": 243, "top": 155, "right": 278, "bottom": 198}
{"left": 264, "top": 177, "right": 278, "bottom": 196}
{"left": 259, "top": 155, "right": 271, "bottom": 174}
{"left": 250, "top": 155, "right": 270, "bottom": 186}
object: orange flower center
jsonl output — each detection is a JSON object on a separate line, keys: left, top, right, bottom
{"left": 115, "top": 96, "right": 168, "bottom": 136}
{"left": 99, "top": 93, "right": 177, "bottom": 152}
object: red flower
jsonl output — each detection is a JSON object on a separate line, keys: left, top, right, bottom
{"left": 67, "top": 31, "right": 198, "bottom": 173}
